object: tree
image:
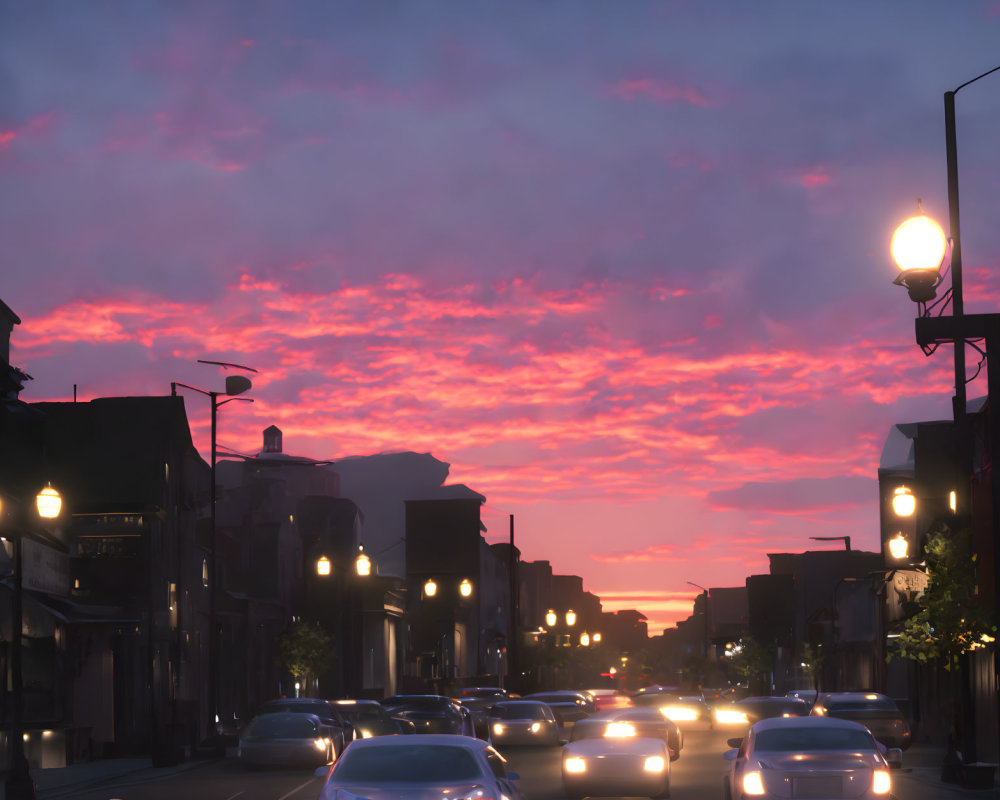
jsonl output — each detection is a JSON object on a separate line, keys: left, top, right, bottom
{"left": 889, "top": 526, "right": 996, "bottom": 671}
{"left": 277, "top": 619, "right": 335, "bottom": 694}
{"left": 730, "top": 635, "right": 776, "bottom": 694}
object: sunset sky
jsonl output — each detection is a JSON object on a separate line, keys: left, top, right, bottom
{"left": 4, "top": 2, "right": 1000, "bottom": 632}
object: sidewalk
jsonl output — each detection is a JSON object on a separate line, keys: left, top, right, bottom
{"left": 892, "top": 743, "right": 999, "bottom": 799}
{"left": 0, "top": 754, "right": 220, "bottom": 800}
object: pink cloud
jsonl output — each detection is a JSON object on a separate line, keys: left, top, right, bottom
{"left": 610, "top": 77, "right": 715, "bottom": 107}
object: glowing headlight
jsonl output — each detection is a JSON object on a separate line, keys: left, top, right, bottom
{"left": 493, "top": 723, "right": 505, "bottom": 735}
{"left": 530, "top": 722, "right": 541, "bottom": 733}
{"left": 813, "top": 705, "right": 826, "bottom": 716}
{"left": 743, "top": 771, "right": 766, "bottom": 795}
{"left": 714, "top": 708, "right": 749, "bottom": 725}
{"left": 643, "top": 756, "right": 666, "bottom": 772}
{"left": 873, "top": 769, "right": 891, "bottom": 795}
{"left": 564, "top": 757, "right": 587, "bottom": 773}
{"left": 605, "top": 722, "right": 636, "bottom": 738}
{"left": 662, "top": 705, "right": 697, "bottom": 721}
{"left": 360, "top": 730, "right": 373, "bottom": 739}
{"left": 314, "top": 738, "right": 328, "bottom": 751}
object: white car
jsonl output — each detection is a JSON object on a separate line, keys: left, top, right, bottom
{"left": 722, "top": 716, "right": 902, "bottom": 800}
{"left": 562, "top": 726, "right": 670, "bottom": 799}
{"left": 315, "top": 734, "right": 527, "bottom": 800}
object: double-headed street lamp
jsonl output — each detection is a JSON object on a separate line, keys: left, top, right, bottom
{"left": 890, "top": 64, "right": 1000, "bottom": 769}
{"left": 171, "top": 360, "right": 256, "bottom": 739}
{"left": 0, "top": 483, "right": 63, "bottom": 800}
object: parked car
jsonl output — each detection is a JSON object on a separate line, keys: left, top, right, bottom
{"left": 487, "top": 700, "right": 562, "bottom": 747}
{"left": 331, "top": 699, "right": 415, "bottom": 737}
{"left": 570, "top": 706, "right": 683, "bottom": 761}
{"left": 713, "top": 696, "right": 811, "bottom": 728}
{"left": 521, "top": 690, "right": 595, "bottom": 725}
{"left": 314, "top": 733, "right": 527, "bottom": 800}
{"left": 562, "top": 723, "right": 670, "bottom": 799}
{"left": 811, "top": 691, "right": 912, "bottom": 749}
{"left": 237, "top": 711, "right": 334, "bottom": 768}
{"left": 723, "top": 716, "right": 901, "bottom": 799}
{"left": 380, "top": 694, "right": 476, "bottom": 736}
{"left": 255, "top": 698, "right": 353, "bottom": 757}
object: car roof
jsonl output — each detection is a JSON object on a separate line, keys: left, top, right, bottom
{"left": 333, "top": 698, "right": 380, "bottom": 706}
{"left": 818, "top": 691, "right": 890, "bottom": 700}
{"left": 344, "top": 733, "right": 488, "bottom": 751}
{"left": 750, "top": 716, "right": 874, "bottom": 733}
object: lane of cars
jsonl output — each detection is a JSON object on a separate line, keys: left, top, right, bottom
{"left": 238, "top": 683, "right": 914, "bottom": 799}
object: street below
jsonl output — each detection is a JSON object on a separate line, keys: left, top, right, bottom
{"left": 37, "top": 721, "right": 953, "bottom": 800}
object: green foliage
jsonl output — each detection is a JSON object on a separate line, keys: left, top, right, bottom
{"left": 730, "top": 635, "right": 776, "bottom": 681}
{"left": 889, "top": 526, "right": 995, "bottom": 671}
{"left": 277, "top": 619, "right": 335, "bottom": 688}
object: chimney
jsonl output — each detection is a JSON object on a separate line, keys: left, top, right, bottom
{"left": 263, "top": 425, "right": 283, "bottom": 454}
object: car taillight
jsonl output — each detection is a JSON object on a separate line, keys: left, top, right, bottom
{"left": 873, "top": 769, "right": 891, "bottom": 794}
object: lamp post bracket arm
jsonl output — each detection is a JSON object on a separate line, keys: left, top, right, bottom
{"left": 197, "top": 359, "right": 259, "bottom": 373}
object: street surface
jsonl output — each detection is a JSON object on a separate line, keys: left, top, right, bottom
{"left": 52, "top": 722, "right": 942, "bottom": 800}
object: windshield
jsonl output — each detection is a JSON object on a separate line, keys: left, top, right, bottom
{"left": 827, "top": 697, "right": 897, "bottom": 711}
{"left": 340, "top": 706, "right": 386, "bottom": 723}
{"left": 261, "top": 701, "right": 330, "bottom": 716}
{"left": 754, "top": 727, "right": 876, "bottom": 752}
{"left": 246, "top": 715, "right": 318, "bottom": 739}
{"left": 334, "top": 745, "right": 482, "bottom": 782}
{"left": 492, "top": 703, "right": 549, "bottom": 719}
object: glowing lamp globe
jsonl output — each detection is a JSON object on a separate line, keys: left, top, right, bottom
{"left": 565, "top": 610, "right": 577, "bottom": 627}
{"left": 36, "top": 484, "right": 62, "bottom": 519}
{"left": 459, "top": 578, "right": 473, "bottom": 597}
{"left": 888, "top": 534, "right": 909, "bottom": 560}
{"left": 316, "top": 555, "right": 332, "bottom": 576}
{"left": 545, "top": 609, "right": 557, "bottom": 627}
{"left": 580, "top": 632, "right": 590, "bottom": 647}
{"left": 423, "top": 578, "right": 437, "bottom": 597}
{"left": 891, "top": 215, "right": 947, "bottom": 272}
{"left": 891, "top": 486, "right": 916, "bottom": 517}
{"left": 355, "top": 552, "right": 372, "bottom": 576}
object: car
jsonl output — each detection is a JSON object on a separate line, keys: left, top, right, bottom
{"left": 455, "top": 686, "right": 509, "bottom": 737}
{"left": 723, "top": 716, "right": 902, "bottom": 800}
{"left": 255, "top": 698, "right": 353, "bottom": 756}
{"left": 314, "top": 733, "right": 528, "bottom": 800}
{"left": 380, "top": 694, "right": 476, "bottom": 736}
{"left": 810, "top": 691, "right": 912, "bottom": 749}
{"left": 562, "top": 720, "right": 671, "bottom": 799}
{"left": 486, "top": 700, "right": 561, "bottom": 747}
{"left": 701, "top": 687, "right": 737, "bottom": 708}
{"left": 785, "top": 688, "right": 818, "bottom": 707}
{"left": 713, "top": 696, "right": 811, "bottom": 728}
{"left": 331, "top": 698, "right": 415, "bottom": 737}
{"left": 570, "top": 706, "right": 683, "bottom": 761}
{"left": 583, "top": 688, "right": 633, "bottom": 712}
{"left": 237, "top": 711, "right": 334, "bottom": 768}
{"left": 521, "top": 690, "right": 595, "bottom": 725}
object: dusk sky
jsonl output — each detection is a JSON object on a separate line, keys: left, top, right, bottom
{"left": 4, "top": 3, "right": 1000, "bottom": 633}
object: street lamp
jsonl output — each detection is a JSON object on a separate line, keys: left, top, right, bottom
{"left": 890, "top": 63, "right": 1000, "bottom": 769}
{"left": 171, "top": 359, "right": 256, "bottom": 740}
{"left": 565, "top": 609, "right": 576, "bottom": 627}
{"left": 891, "top": 486, "right": 916, "bottom": 517}
{"left": 545, "top": 609, "right": 557, "bottom": 627}
{"left": 2, "top": 483, "right": 62, "bottom": 800}
{"left": 316, "top": 555, "right": 332, "bottom": 576}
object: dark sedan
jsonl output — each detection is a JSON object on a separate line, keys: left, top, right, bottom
{"left": 713, "top": 696, "right": 811, "bottom": 729}
{"left": 811, "top": 691, "right": 912, "bottom": 749}
{"left": 332, "top": 698, "right": 415, "bottom": 737}
{"left": 380, "top": 694, "right": 476, "bottom": 736}
{"left": 255, "top": 698, "right": 353, "bottom": 757}
{"left": 521, "top": 691, "right": 595, "bottom": 725}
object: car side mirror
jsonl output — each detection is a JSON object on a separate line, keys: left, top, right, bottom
{"left": 314, "top": 766, "right": 330, "bottom": 778}
{"left": 886, "top": 748, "right": 903, "bottom": 769}
{"left": 723, "top": 748, "right": 739, "bottom": 761}
{"left": 727, "top": 737, "right": 743, "bottom": 749}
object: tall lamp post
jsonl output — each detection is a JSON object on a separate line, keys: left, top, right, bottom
{"left": 171, "top": 360, "right": 255, "bottom": 741}
{"left": 891, "top": 63, "right": 1000, "bottom": 770}
{"left": 1, "top": 484, "right": 63, "bottom": 800}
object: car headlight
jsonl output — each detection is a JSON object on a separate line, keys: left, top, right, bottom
{"left": 314, "top": 738, "right": 328, "bottom": 751}
{"left": 605, "top": 722, "right": 636, "bottom": 738}
{"left": 530, "top": 722, "right": 541, "bottom": 733}
{"left": 662, "top": 705, "right": 697, "bottom": 721}
{"left": 564, "top": 757, "right": 587, "bottom": 773}
{"left": 873, "top": 769, "right": 891, "bottom": 795}
{"left": 360, "top": 729, "right": 373, "bottom": 739}
{"left": 714, "top": 708, "right": 749, "bottom": 725}
{"left": 742, "top": 771, "right": 766, "bottom": 795}
{"left": 493, "top": 723, "right": 505, "bottom": 735}
{"left": 643, "top": 756, "right": 665, "bottom": 772}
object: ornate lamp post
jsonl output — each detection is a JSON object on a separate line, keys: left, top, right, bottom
{"left": 890, "top": 64, "right": 1000, "bottom": 770}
